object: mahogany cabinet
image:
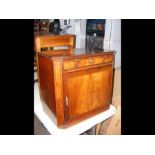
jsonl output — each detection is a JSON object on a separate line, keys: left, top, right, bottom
{"left": 37, "top": 49, "right": 115, "bottom": 128}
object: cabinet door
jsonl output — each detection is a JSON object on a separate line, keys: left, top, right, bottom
{"left": 63, "top": 65, "right": 113, "bottom": 121}
{"left": 89, "top": 66, "right": 113, "bottom": 111}
{"left": 64, "top": 72, "right": 91, "bottom": 120}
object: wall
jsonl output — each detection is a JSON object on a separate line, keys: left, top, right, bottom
{"left": 99, "top": 68, "right": 121, "bottom": 135}
{"left": 112, "top": 68, "right": 121, "bottom": 107}
{"left": 73, "top": 19, "right": 121, "bottom": 68}
{"left": 74, "top": 19, "right": 86, "bottom": 49}
{"left": 49, "top": 19, "right": 121, "bottom": 68}
{"left": 59, "top": 19, "right": 86, "bottom": 51}
{"left": 104, "top": 19, "right": 121, "bottom": 68}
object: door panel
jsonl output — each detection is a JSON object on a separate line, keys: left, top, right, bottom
{"left": 66, "top": 74, "right": 91, "bottom": 119}
{"left": 63, "top": 65, "right": 113, "bottom": 121}
{"left": 89, "top": 67, "right": 112, "bottom": 110}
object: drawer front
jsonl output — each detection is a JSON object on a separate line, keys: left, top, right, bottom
{"left": 63, "top": 60, "right": 75, "bottom": 70}
{"left": 106, "top": 55, "right": 113, "bottom": 63}
{"left": 63, "top": 55, "right": 113, "bottom": 71}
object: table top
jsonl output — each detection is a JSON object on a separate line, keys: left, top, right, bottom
{"left": 34, "top": 82, "right": 116, "bottom": 135}
{"left": 34, "top": 32, "right": 73, "bottom": 36}
{"left": 37, "top": 48, "right": 115, "bottom": 58}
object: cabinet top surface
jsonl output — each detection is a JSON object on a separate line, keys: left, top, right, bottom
{"left": 34, "top": 32, "right": 74, "bottom": 37}
{"left": 37, "top": 48, "right": 115, "bottom": 59}
{"left": 74, "top": 48, "right": 115, "bottom": 55}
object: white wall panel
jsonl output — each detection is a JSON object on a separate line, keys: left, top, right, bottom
{"left": 104, "top": 19, "right": 121, "bottom": 68}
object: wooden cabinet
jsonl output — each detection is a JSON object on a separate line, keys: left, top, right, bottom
{"left": 37, "top": 51, "right": 115, "bottom": 128}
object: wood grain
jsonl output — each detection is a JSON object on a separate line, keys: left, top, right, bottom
{"left": 37, "top": 55, "right": 56, "bottom": 116}
{"left": 34, "top": 34, "right": 75, "bottom": 53}
{"left": 37, "top": 48, "right": 115, "bottom": 128}
{"left": 63, "top": 65, "right": 113, "bottom": 121}
{"left": 52, "top": 57, "right": 65, "bottom": 127}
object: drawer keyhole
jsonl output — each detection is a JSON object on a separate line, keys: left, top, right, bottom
{"left": 89, "top": 58, "right": 95, "bottom": 64}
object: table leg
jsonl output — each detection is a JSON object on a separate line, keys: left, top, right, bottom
{"left": 95, "top": 122, "right": 102, "bottom": 135}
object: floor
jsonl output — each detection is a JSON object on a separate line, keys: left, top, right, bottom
{"left": 34, "top": 114, "right": 50, "bottom": 135}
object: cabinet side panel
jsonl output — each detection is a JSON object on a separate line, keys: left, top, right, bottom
{"left": 37, "top": 55, "right": 56, "bottom": 116}
{"left": 53, "top": 58, "right": 65, "bottom": 127}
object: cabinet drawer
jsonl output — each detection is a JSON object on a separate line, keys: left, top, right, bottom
{"left": 63, "top": 60, "right": 75, "bottom": 70}
{"left": 79, "top": 57, "right": 104, "bottom": 67}
{"left": 106, "top": 55, "right": 113, "bottom": 63}
{"left": 63, "top": 55, "right": 113, "bottom": 71}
